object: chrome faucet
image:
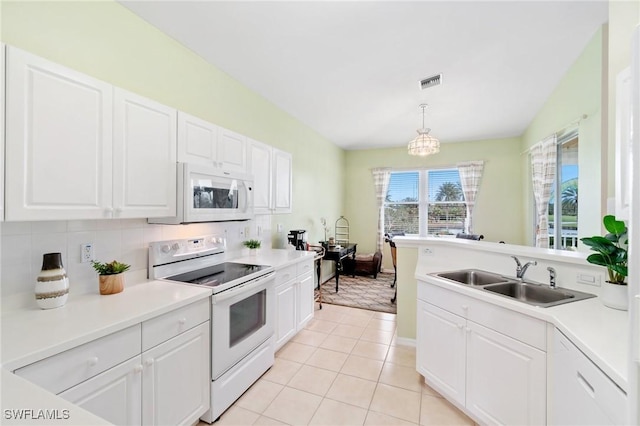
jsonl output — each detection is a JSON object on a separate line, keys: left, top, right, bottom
{"left": 511, "top": 256, "right": 537, "bottom": 280}
{"left": 547, "top": 267, "right": 556, "bottom": 288}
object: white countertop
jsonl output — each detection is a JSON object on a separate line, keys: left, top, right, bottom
{"left": 1, "top": 369, "right": 111, "bottom": 425}
{"left": 232, "top": 248, "right": 316, "bottom": 269}
{"left": 420, "top": 272, "right": 629, "bottom": 391}
{"left": 1, "top": 281, "right": 212, "bottom": 371}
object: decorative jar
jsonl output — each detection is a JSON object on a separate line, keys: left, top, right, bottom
{"left": 35, "top": 253, "right": 69, "bottom": 309}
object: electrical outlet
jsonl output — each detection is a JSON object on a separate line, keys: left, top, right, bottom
{"left": 244, "top": 226, "right": 251, "bottom": 238}
{"left": 257, "top": 225, "right": 263, "bottom": 236}
{"left": 423, "top": 247, "right": 434, "bottom": 256}
{"left": 277, "top": 224, "right": 283, "bottom": 233}
{"left": 81, "top": 243, "right": 93, "bottom": 263}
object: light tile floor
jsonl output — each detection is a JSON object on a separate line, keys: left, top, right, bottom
{"left": 201, "top": 303, "right": 475, "bottom": 426}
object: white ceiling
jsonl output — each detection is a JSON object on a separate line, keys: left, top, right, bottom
{"left": 120, "top": 1, "right": 608, "bottom": 150}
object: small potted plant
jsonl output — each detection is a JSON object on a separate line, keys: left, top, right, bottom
{"left": 580, "top": 215, "right": 628, "bottom": 310}
{"left": 91, "top": 260, "right": 131, "bottom": 295}
{"left": 243, "top": 239, "right": 261, "bottom": 255}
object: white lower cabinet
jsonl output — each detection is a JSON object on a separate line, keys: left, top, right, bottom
{"left": 16, "top": 299, "right": 210, "bottom": 426}
{"left": 417, "top": 281, "right": 546, "bottom": 426}
{"left": 274, "top": 260, "right": 315, "bottom": 351}
{"left": 59, "top": 356, "right": 143, "bottom": 426}
{"left": 552, "top": 329, "right": 628, "bottom": 425}
{"left": 142, "top": 322, "right": 210, "bottom": 426}
{"left": 465, "top": 321, "right": 545, "bottom": 426}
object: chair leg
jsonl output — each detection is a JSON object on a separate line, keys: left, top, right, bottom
{"left": 391, "top": 266, "right": 397, "bottom": 288}
{"left": 391, "top": 287, "right": 397, "bottom": 304}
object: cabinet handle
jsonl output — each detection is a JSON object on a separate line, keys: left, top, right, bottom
{"left": 461, "top": 305, "right": 469, "bottom": 312}
{"left": 457, "top": 324, "right": 464, "bottom": 330}
{"left": 145, "top": 359, "right": 154, "bottom": 367}
{"left": 104, "top": 207, "right": 113, "bottom": 217}
{"left": 577, "top": 371, "right": 595, "bottom": 397}
{"left": 87, "top": 356, "right": 99, "bottom": 366}
{"left": 114, "top": 207, "right": 123, "bottom": 215}
{"left": 178, "top": 317, "right": 187, "bottom": 325}
{"left": 134, "top": 365, "right": 143, "bottom": 373}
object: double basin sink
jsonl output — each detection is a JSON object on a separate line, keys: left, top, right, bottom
{"left": 433, "top": 269, "right": 595, "bottom": 308}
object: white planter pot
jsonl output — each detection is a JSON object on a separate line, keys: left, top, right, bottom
{"left": 601, "top": 281, "right": 628, "bottom": 311}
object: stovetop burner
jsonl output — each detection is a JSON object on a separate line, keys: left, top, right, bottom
{"left": 166, "top": 262, "right": 270, "bottom": 287}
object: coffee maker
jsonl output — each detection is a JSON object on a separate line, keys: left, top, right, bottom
{"left": 287, "top": 229, "right": 307, "bottom": 251}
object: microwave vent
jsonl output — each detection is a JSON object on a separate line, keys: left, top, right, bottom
{"left": 420, "top": 74, "right": 442, "bottom": 90}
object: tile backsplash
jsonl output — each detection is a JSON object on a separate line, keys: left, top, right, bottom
{"left": 0, "top": 216, "right": 272, "bottom": 300}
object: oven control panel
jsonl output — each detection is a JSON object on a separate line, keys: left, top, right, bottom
{"left": 149, "top": 234, "right": 227, "bottom": 268}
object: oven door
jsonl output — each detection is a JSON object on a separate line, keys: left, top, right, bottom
{"left": 210, "top": 272, "right": 275, "bottom": 379}
{"left": 182, "top": 163, "right": 254, "bottom": 222}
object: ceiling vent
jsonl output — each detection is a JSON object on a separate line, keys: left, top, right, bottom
{"left": 420, "top": 74, "right": 442, "bottom": 90}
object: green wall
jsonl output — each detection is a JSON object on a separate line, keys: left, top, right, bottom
{"left": 0, "top": 0, "right": 345, "bottom": 244}
{"left": 344, "top": 137, "right": 524, "bottom": 270}
{"left": 521, "top": 26, "right": 604, "bottom": 247}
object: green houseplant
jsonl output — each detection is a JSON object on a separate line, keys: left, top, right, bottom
{"left": 243, "top": 239, "right": 262, "bottom": 250}
{"left": 91, "top": 260, "right": 130, "bottom": 295}
{"left": 580, "top": 215, "right": 628, "bottom": 310}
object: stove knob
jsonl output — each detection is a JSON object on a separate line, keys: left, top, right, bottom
{"left": 160, "top": 244, "right": 171, "bottom": 253}
{"left": 172, "top": 243, "right": 181, "bottom": 251}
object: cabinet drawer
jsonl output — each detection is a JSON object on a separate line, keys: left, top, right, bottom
{"left": 296, "top": 260, "right": 314, "bottom": 277}
{"left": 276, "top": 264, "right": 296, "bottom": 284}
{"left": 467, "top": 298, "right": 546, "bottom": 351}
{"left": 15, "top": 325, "right": 141, "bottom": 394}
{"left": 554, "top": 330, "right": 628, "bottom": 425}
{"left": 418, "top": 281, "right": 475, "bottom": 318}
{"left": 418, "top": 281, "right": 546, "bottom": 350}
{"left": 142, "top": 298, "right": 210, "bottom": 351}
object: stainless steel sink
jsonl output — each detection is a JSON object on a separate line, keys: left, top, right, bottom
{"left": 483, "top": 282, "right": 596, "bottom": 308}
{"left": 431, "top": 269, "right": 596, "bottom": 308}
{"left": 435, "top": 269, "right": 508, "bottom": 286}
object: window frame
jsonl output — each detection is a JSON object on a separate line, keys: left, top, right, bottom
{"left": 383, "top": 167, "right": 467, "bottom": 237}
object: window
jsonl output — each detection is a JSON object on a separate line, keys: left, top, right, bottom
{"left": 547, "top": 133, "right": 579, "bottom": 250}
{"left": 384, "top": 169, "right": 467, "bottom": 236}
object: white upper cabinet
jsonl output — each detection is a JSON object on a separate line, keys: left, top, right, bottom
{"left": 217, "top": 127, "right": 247, "bottom": 172}
{"left": 247, "top": 138, "right": 273, "bottom": 214}
{"left": 615, "top": 67, "right": 632, "bottom": 220}
{"left": 273, "top": 149, "right": 292, "bottom": 213}
{"left": 247, "top": 140, "right": 293, "bottom": 214}
{"left": 1, "top": 43, "right": 5, "bottom": 222}
{"left": 177, "top": 111, "right": 219, "bottom": 166}
{"left": 4, "top": 46, "right": 177, "bottom": 221}
{"left": 113, "top": 88, "right": 176, "bottom": 218}
{"left": 5, "top": 46, "right": 113, "bottom": 221}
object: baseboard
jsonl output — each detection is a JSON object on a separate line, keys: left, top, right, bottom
{"left": 395, "top": 337, "right": 416, "bottom": 347}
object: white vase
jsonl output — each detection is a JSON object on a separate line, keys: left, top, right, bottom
{"left": 35, "top": 253, "right": 69, "bottom": 309}
{"left": 601, "top": 281, "right": 628, "bottom": 311}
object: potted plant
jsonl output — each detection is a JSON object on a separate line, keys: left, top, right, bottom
{"left": 580, "top": 215, "right": 628, "bottom": 310}
{"left": 243, "top": 239, "right": 261, "bottom": 255}
{"left": 91, "top": 260, "right": 130, "bottom": 295}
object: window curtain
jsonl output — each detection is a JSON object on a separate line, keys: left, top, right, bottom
{"left": 530, "top": 135, "right": 557, "bottom": 248}
{"left": 457, "top": 161, "right": 484, "bottom": 234}
{"left": 372, "top": 168, "right": 391, "bottom": 252}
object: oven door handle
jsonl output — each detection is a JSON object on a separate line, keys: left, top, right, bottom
{"left": 212, "top": 271, "right": 275, "bottom": 303}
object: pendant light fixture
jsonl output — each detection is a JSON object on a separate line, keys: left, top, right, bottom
{"left": 408, "top": 104, "right": 440, "bottom": 156}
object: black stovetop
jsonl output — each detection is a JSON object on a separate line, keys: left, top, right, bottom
{"left": 166, "top": 262, "right": 270, "bottom": 287}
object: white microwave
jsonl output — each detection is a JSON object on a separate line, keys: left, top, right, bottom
{"left": 149, "top": 163, "right": 254, "bottom": 224}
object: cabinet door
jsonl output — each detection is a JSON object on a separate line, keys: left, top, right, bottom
{"left": 142, "top": 322, "right": 210, "bottom": 426}
{"left": 217, "top": 127, "right": 246, "bottom": 172}
{"left": 5, "top": 46, "right": 113, "bottom": 221}
{"left": 177, "top": 111, "right": 218, "bottom": 166}
{"left": 272, "top": 149, "right": 292, "bottom": 213}
{"left": 297, "top": 272, "right": 314, "bottom": 329}
{"left": 247, "top": 139, "right": 273, "bottom": 214}
{"left": 275, "top": 280, "right": 297, "bottom": 350}
{"left": 59, "top": 356, "right": 143, "bottom": 426}
{"left": 1, "top": 43, "right": 5, "bottom": 221}
{"left": 417, "top": 300, "right": 466, "bottom": 406}
{"left": 113, "top": 88, "right": 177, "bottom": 218}
{"left": 466, "top": 321, "right": 545, "bottom": 426}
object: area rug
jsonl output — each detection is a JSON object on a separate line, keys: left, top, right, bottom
{"left": 317, "top": 272, "right": 397, "bottom": 314}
